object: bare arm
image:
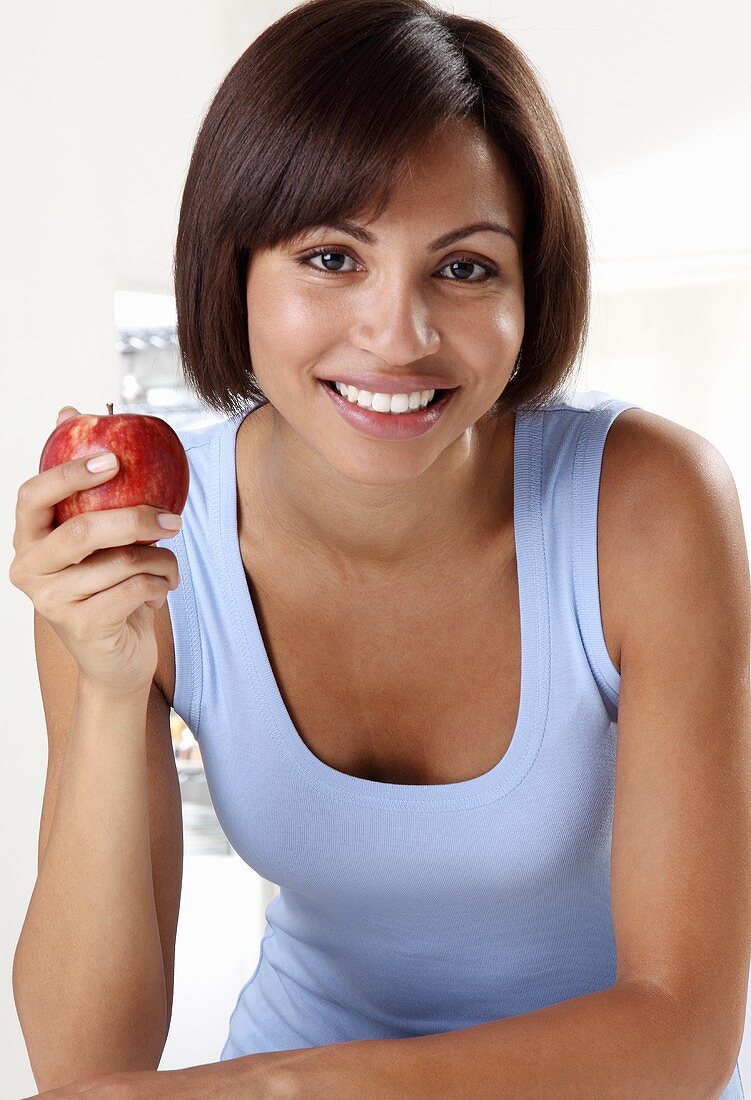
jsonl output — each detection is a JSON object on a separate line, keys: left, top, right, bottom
{"left": 238, "top": 982, "right": 719, "bottom": 1099}
{"left": 12, "top": 672, "right": 173, "bottom": 1092}
{"left": 10, "top": 409, "right": 184, "bottom": 1091}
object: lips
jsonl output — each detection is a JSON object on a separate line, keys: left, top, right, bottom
{"left": 319, "top": 377, "right": 459, "bottom": 440}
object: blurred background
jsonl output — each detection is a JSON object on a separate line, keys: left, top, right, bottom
{"left": 1, "top": 0, "right": 749, "bottom": 1093}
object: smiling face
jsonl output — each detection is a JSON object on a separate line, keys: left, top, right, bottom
{"left": 244, "top": 116, "right": 526, "bottom": 486}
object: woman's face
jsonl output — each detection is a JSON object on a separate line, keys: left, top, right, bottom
{"left": 244, "top": 118, "right": 525, "bottom": 486}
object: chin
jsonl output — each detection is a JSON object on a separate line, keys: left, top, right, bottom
{"left": 323, "top": 453, "right": 435, "bottom": 489}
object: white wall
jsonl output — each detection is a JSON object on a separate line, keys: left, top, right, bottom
{"left": 2, "top": 1, "right": 749, "bottom": 1094}
{"left": 585, "top": 276, "right": 751, "bottom": 491}
{"left": 0, "top": 3, "right": 272, "bottom": 1093}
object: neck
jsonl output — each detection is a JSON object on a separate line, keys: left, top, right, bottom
{"left": 237, "top": 403, "right": 515, "bottom": 579}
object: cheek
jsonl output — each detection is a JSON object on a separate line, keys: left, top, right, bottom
{"left": 455, "top": 303, "right": 523, "bottom": 360}
{"left": 248, "top": 281, "right": 339, "bottom": 354}
{"left": 455, "top": 308, "right": 523, "bottom": 395}
{"left": 482, "top": 289, "right": 523, "bottom": 335}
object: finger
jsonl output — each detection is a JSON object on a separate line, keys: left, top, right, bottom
{"left": 56, "top": 405, "right": 80, "bottom": 426}
{"left": 39, "top": 503, "right": 180, "bottom": 574}
{"left": 15, "top": 452, "right": 121, "bottom": 551}
{"left": 57, "top": 545, "right": 180, "bottom": 603}
{"left": 79, "top": 569, "right": 173, "bottom": 628}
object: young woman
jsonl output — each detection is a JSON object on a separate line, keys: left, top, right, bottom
{"left": 12, "top": 1, "right": 750, "bottom": 1096}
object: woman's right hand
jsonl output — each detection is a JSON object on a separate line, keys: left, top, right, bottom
{"left": 8, "top": 407, "right": 183, "bottom": 699}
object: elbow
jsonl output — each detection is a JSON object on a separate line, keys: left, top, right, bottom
{"left": 705, "top": 1047, "right": 743, "bottom": 1100}
{"left": 625, "top": 980, "right": 741, "bottom": 1100}
{"left": 24, "top": 1030, "right": 168, "bottom": 1095}
{"left": 13, "top": 961, "right": 168, "bottom": 1092}
{"left": 680, "top": 1036, "right": 742, "bottom": 1100}
{"left": 662, "top": 992, "right": 744, "bottom": 1100}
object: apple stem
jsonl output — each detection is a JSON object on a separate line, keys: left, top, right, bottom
{"left": 106, "top": 403, "right": 113, "bottom": 415}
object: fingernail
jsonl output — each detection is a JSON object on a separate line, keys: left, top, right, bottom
{"left": 86, "top": 452, "right": 118, "bottom": 472}
{"left": 157, "top": 513, "right": 182, "bottom": 530}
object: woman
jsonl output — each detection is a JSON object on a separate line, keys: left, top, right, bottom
{"left": 12, "top": 0, "right": 750, "bottom": 1096}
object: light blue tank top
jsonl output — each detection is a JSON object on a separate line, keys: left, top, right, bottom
{"left": 158, "top": 389, "right": 744, "bottom": 1098}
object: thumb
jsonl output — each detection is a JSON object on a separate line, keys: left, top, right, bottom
{"left": 56, "top": 405, "right": 80, "bottom": 426}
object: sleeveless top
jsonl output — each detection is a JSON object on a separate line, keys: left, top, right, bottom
{"left": 157, "top": 388, "right": 744, "bottom": 1098}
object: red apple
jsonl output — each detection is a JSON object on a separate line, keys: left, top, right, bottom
{"left": 39, "top": 403, "right": 190, "bottom": 546}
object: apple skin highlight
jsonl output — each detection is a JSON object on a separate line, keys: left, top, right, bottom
{"left": 39, "top": 408, "right": 190, "bottom": 547}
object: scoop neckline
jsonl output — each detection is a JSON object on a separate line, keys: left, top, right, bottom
{"left": 216, "top": 406, "right": 550, "bottom": 809}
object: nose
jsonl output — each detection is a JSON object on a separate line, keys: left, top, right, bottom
{"left": 349, "top": 283, "right": 441, "bottom": 366}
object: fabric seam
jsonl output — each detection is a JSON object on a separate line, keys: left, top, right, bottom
{"left": 573, "top": 400, "right": 623, "bottom": 707}
{"left": 171, "top": 439, "right": 211, "bottom": 738}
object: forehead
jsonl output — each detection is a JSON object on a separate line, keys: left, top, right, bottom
{"left": 258, "top": 117, "right": 526, "bottom": 266}
{"left": 342, "top": 119, "right": 524, "bottom": 245}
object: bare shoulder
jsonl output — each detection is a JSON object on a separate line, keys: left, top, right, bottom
{"left": 600, "top": 404, "right": 722, "bottom": 490}
{"left": 600, "top": 404, "right": 739, "bottom": 525}
{"left": 598, "top": 404, "right": 747, "bottom": 669}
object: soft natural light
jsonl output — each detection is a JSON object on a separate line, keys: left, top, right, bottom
{"left": 114, "top": 290, "right": 177, "bottom": 331}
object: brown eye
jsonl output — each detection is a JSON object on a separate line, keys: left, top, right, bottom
{"left": 439, "top": 256, "right": 498, "bottom": 283}
{"left": 294, "top": 247, "right": 498, "bottom": 283}
{"left": 296, "top": 249, "right": 360, "bottom": 275}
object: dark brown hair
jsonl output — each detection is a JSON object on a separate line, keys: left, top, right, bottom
{"left": 174, "top": 0, "right": 589, "bottom": 419}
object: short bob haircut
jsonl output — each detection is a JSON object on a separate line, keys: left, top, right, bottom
{"left": 174, "top": 0, "right": 589, "bottom": 421}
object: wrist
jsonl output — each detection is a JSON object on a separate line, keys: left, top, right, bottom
{"left": 152, "top": 1052, "right": 283, "bottom": 1097}
{"left": 76, "top": 673, "right": 153, "bottom": 706}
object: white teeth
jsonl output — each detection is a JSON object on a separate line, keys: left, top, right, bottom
{"left": 332, "top": 381, "right": 435, "bottom": 413}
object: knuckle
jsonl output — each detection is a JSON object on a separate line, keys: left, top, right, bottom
{"left": 129, "top": 543, "right": 147, "bottom": 567}
{"left": 33, "top": 577, "right": 53, "bottom": 614}
{"left": 7, "top": 557, "right": 20, "bottom": 587}
{"left": 163, "top": 548, "right": 179, "bottom": 571}
{"left": 141, "top": 504, "right": 161, "bottom": 529}
{"left": 9, "top": 556, "right": 31, "bottom": 593}
{"left": 63, "top": 458, "right": 85, "bottom": 482}
{"left": 118, "top": 543, "right": 142, "bottom": 568}
{"left": 67, "top": 512, "right": 90, "bottom": 543}
{"left": 16, "top": 479, "right": 34, "bottom": 509}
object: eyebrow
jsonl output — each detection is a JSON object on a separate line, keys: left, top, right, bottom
{"left": 311, "top": 218, "right": 517, "bottom": 251}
